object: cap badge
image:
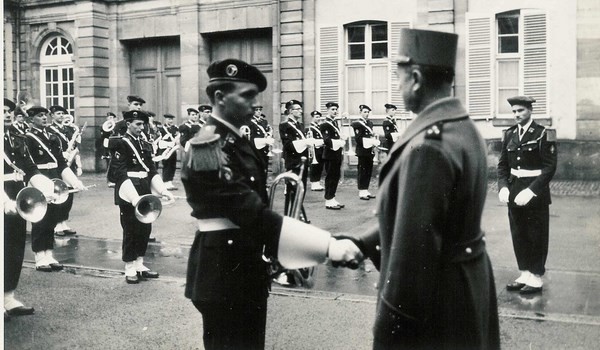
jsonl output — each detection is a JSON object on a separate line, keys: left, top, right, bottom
{"left": 133, "top": 112, "right": 138, "bottom": 117}
{"left": 226, "top": 64, "right": 238, "bottom": 77}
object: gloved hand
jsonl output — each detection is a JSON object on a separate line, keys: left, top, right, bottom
{"left": 161, "top": 190, "right": 175, "bottom": 205}
{"left": 328, "top": 235, "right": 365, "bottom": 269}
{"left": 514, "top": 188, "right": 536, "bottom": 206}
{"left": 498, "top": 187, "right": 510, "bottom": 203}
{"left": 4, "top": 200, "right": 18, "bottom": 215}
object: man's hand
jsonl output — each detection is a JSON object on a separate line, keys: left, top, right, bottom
{"left": 73, "top": 180, "right": 87, "bottom": 191}
{"left": 328, "top": 237, "right": 364, "bottom": 269}
{"left": 498, "top": 187, "right": 510, "bottom": 203}
{"left": 161, "top": 190, "right": 175, "bottom": 204}
{"left": 4, "top": 200, "right": 18, "bottom": 215}
{"left": 514, "top": 188, "right": 535, "bottom": 206}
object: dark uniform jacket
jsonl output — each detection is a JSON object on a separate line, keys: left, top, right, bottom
{"left": 382, "top": 116, "right": 398, "bottom": 151}
{"left": 4, "top": 131, "right": 40, "bottom": 199}
{"left": 359, "top": 98, "right": 500, "bottom": 349}
{"left": 181, "top": 115, "right": 283, "bottom": 304}
{"left": 307, "top": 122, "right": 324, "bottom": 158}
{"left": 24, "top": 127, "right": 68, "bottom": 180}
{"left": 352, "top": 118, "right": 376, "bottom": 157}
{"left": 8, "top": 123, "right": 28, "bottom": 135}
{"left": 497, "top": 121, "right": 557, "bottom": 208}
{"left": 248, "top": 117, "right": 270, "bottom": 159}
{"left": 157, "top": 124, "right": 179, "bottom": 156}
{"left": 280, "top": 118, "right": 309, "bottom": 169}
{"left": 112, "top": 132, "right": 158, "bottom": 205}
{"left": 179, "top": 122, "right": 201, "bottom": 148}
{"left": 258, "top": 117, "right": 272, "bottom": 136}
{"left": 319, "top": 117, "right": 343, "bottom": 161}
{"left": 47, "top": 123, "right": 70, "bottom": 153}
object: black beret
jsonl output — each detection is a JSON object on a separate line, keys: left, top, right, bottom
{"left": 310, "top": 110, "right": 322, "bottom": 117}
{"left": 49, "top": 105, "right": 68, "bottom": 114}
{"left": 187, "top": 108, "right": 199, "bottom": 114}
{"left": 13, "top": 106, "right": 26, "bottom": 117}
{"left": 394, "top": 28, "right": 458, "bottom": 70}
{"left": 163, "top": 113, "right": 175, "bottom": 119}
{"left": 123, "top": 110, "right": 149, "bottom": 122}
{"left": 4, "top": 98, "right": 16, "bottom": 112}
{"left": 507, "top": 96, "right": 536, "bottom": 107}
{"left": 107, "top": 112, "right": 116, "bottom": 117}
{"left": 285, "top": 99, "right": 303, "bottom": 110}
{"left": 384, "top": 104, "right": 397, "bottom": 110}
{"left": 325, "top": 102, "right": 339, "bottom": 109}
{"left": 127, "top": 95, "right": 146, "bottom": 104}
{"left": 198, "top": 104, "right": 213, "bottom": 112}
{"left": 359, "top": 104, "right": 371, "bottom": 111}
{"left": 253, "top": 105, "right": 263, "bottom": 109}
{"left": 207, "top": 59, "right": 267, "bottom": 92}
{"left": 26, "top": 106, "right": 49, "bottom": 117}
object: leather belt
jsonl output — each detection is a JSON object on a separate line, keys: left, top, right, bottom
{"left": 127, "top": 171, "right": 148, "bottom": 178}
{"left": 197, "top": 218, "right": 240, "bottom": 232}
{"left": 3, "top": 173, "right": 24, "bottom": 182}
{"left": 511, "top": 168, "right": 542, "bottom": 178}
{"left": 37, "top": 162, "right": 58, "bottom": 169}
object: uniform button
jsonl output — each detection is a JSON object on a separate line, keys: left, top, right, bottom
{"left": 517, "top": 157, "right": 520, "bottom": 160}
{"left": 227, "top": 239, "right": 233, "bottom": 245}
{"left": 250, "top": 176, "right": 255, "bottom": 182}
{"left": 517, "top": 166, "right": 521, "bottom": 170}
{"left": 465, "top": 247, "right": 472, "bottom": 254}
{"left": 482, "top": 237, "right": 486, "bottom": 242}
{"left": 375, "top": 245, "right": 381, "bottom": 251}
{"left": 517, "top": 148, "right": 521, "bottom": 150}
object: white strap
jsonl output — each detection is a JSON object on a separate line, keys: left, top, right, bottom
{"left": 123, "top": 138, "right": 150, "bottom": 172}
{"left": 310, "top": 124, "right": 323, "bottom": 138}
{"left": 324, "top": 120, "right": 341, "bottom": 136}
{"left": 197, "top": 218, "right": 240, "bottom": 232}
{"left": 26, "top": 132, "right": 58, "bottom": 164}
{"left": 252, "top": 118, "right": 268, "bottom": 136}
{"left": 357, "top": 119, "right": 375, "bottom": 135}
{"left": 510, "top": 168, "right": 542, "bottom": 177}
{"left": 3, "top": 151, "right": 26, "bottom": 176}
{"left": 127, "top": 171, "right": 148, "bottom": 178}
{"left": 287, "top": 121, "right": 306, "bottom": 140}
{"left": 49, "top": 125, "right": 69, "bottom": 143}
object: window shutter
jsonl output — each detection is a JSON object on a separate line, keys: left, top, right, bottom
{"left": 318, "top": 26, "right": 340, "bottom": 111}
{"left": 466, "top": 13, "right": 493, "bottom": 118}
{"left": 522, "top": 10, "right": 547, "bottom": 116}
{"left": 390, "top": 21, "right": 411, "bottom": 115}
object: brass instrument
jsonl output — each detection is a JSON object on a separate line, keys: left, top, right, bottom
{"left": 267, "top": 157, "right": 315, "bottom": 287}
{"left": 306, "top": 130, "right": 318, "bottom": 165}
{"left": 15, "top": 187, "right": 48, "bottom": 223}
{"left": 51, "top": 179, "right": 95, "bottom": 204}
{"left": 66, "top": 122, "right": 88, "bottom": 167}
{"left": 119, "top": 180, "right": 163, "bottom": 223}
{"left": 102, "top": 120, "right": 115, "bottom": 133}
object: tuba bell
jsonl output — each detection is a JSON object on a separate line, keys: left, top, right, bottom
{"left": 102, "top": 120, "right": 116, "bottom": 133}
{"left": 51, "top": 179, "right": 70, "bottom": 204}
{"left": 15, "top": 187, "right": 48, "bottom": 223}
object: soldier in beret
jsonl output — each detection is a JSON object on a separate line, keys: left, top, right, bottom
{"left": 382, "top": 103, "right": 399, "bottom": 153}
{"left": 179, "top": 107, "right": 201, "bottom": 148}
{"left": 6, "top": 99, "right": 28, "bottom": 135}
{"left": 181, "top": 58, "right": 363, "bottom": 349}
{"left": 308, "top": 110, "right": 325, "bottom": 191}
{"left": 320, "top": 101, "right": 346, "bottom": 209}
{"left": 112, "top": 110, "right": 174, "bottom": 284}
{"left": 352, "top": 104, "right": 378, "bottom": 200}
{"left": 4, "top": 99, "right": 55, "bottom": 319}
{"left": 198, "top": 104, "right": 212, "bottom": 127}
{"left": 498, "top": 96, "right": 557, "bottom": 295}
{"left": 247, "top": 105, "right": 273, "bottom": 173}
{"left": 349, "top": 29, "right": 500, "bottom": 349}
{"left": 24, "top": 106, "right": 86, "bottom": 273}
{"left": 157, "top": 113, "right": 179, "bottom": 190}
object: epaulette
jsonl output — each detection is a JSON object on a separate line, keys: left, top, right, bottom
{"left": 185, "top": 125, "right": 227, "bottom": 171}
{"left": 424, "top": 122, "right": 443, "bottom": 140}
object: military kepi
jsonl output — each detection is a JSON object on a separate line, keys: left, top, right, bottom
{"left": 395, "top": 28, "right": 458, "bottom": 70}
{"left": 507, "top": 96, "right": 536, "bottom": 108}
{"left": 123, "top": 110, "right": 149, "bottom": 123}
{"left": 207, "top": 59, "right": 267, "bottom": 92}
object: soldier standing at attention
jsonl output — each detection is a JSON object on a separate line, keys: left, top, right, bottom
{"left": 112, "top": 110, "right": 174, "bottom": 284}
{"left": 320, "top": 102, "right": 346, "bottom": 210}
{"left": 179, "top": 107, "right": 201, "bottom": 148}
{"left": 158, "top": 113, "right": 179, "bottom": 190}
{"left": 382, "top": 103, "right": 399, "bottom": 153}
{"left": 24, "top": 106, "right": 86, "bottom": 272}
{"left": 308, "top": 110, "right": 325, "bottom": 191}
{"left": 498, "top": 96, "right": 557, "bottom": 294}
{"left": 349, "top": 29, "right": 500, "bottom": 349}
{"left": 352, "top": 104, "right": 378, "bottom": 200}
{"left": 181, "top": 58, "right": 362, "bottom": 350}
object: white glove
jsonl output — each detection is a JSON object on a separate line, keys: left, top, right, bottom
{"left": 76, "top": 168, "right": 83, "bottom": 176}
{"left": 61, "top": 168, "right": 85, "bottom": 190}
{"left": 4, "top": 200, "right": 18, "bottom": 215}
{"left": 498, "top": 187, "right": 510, "bottom": 203}
{"left": 327, "top": 238, "right": 364, "bottom": 265}
{"left": 161, "top": 190, "right": 175, "bottom": 204}
{"left": 514, "top": 188, "right": 536, "bottom": 206}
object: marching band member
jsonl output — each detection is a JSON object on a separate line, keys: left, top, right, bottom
{"left": 382, "top": 103, "right": 399, "bottom": 153}
{"left": 113, "top": 110, "right": 174, "bottom": 284}
{"left": 3, "top": 99, "right": 54, "bottom": 318}
{"left": 352, "top": 104, "right": 378, "bottom": 200}
{"left": 320, "top": 102, "right": 346, "bottom": 210}
{"left": 9, "top": 106, "right": 29, "bottom": 135}
{"left": 24, "top": 106, "right": 85, "bottom": 272}
{"left": 100, "top": 112, "right": 116, "bottom": 161}
{"left": 62, "top": 114, "right": 83, "bottom": 176}
{"left": 47, "top": 106, "right": 77, "bottom": 236}
{"left": 181, "top": 59, "right": 362, "bottom": 349}
{"left": 198, "top": 104, "right": 212, "bottom": 127}
{"left": 248, "top": 105, "right": 274, "bottom": 171}
{"left": 308, "top": 110, "right": 324, "bottom": 191}
{"left": 179, "top": 107, "right": 201, "bottom": 148}
{"left": 158, "top": 113, "right": 179, "bottom": 190}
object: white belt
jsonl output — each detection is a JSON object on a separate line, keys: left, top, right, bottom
{"left": 127, "top": 171, "right": 148, "bottom": 178}
{"left": 37, "top": 163, "right": 58, "bottom": 169}
{"left": 197, "top": 218, "right": 240, "bottom": 232}
{"left": 511, "top": 168, "right": 542, "bottom": 178}
{"left": 4, "top": 173, "right": 24, "bottom": 182}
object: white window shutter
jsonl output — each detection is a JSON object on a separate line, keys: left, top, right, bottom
{"left": 466, "top": 13, "right": 493, "bottom": 118}
{"left": 318, "top": 27, "right": 340, "bottom": 111}
{"left": 522, "top": 10, "right": 547, "bottom": 116}
{"left": 390, "top": 21, "right": 411, "bottom": 115}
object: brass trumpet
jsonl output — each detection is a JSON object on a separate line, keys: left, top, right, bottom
{"left": 15, "top": 187, "right": 48, "bottom": 223}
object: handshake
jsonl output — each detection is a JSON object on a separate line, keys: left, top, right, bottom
{"left": 328, "top": 235, "right": 366, "bottom": 269}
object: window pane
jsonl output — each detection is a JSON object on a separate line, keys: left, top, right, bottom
{"left": 52, "top": 70, "right": 58, "bottom": 80}
{"left": 498, "top": 89, "right": 519, "bottom": 114}
{"left": 371, "top": 66, "right": 388, "bottom": 90}
{"left": 45, "top": 46, "right": 53, "bottom": 56}
{"left": 62, "top": 69, "right": 68, "bottom": 80}
{"left": 498, "top": 60, "right": 519, "bottom": 86}
{"left": 499, "top": 36, "right": 518, "bottom": 53}
{"left": 372, "top": 43, "right": 388, "bottom": 59}
{"left": 46, "top": 69, "right": 51, "bottom": 80}
{"left": 70, "top": 83, "right": 74, "bottom": 94}
{"left": 498, "top": 17, "right": 518, "bottom": 35}
{"left": 70, "top": 97, "right": 74, "bottom": 110}
{"left": 68, "top": 68, "right": 73, "bottom": 79}
{"left": 371, "top": 25, "right": 387, "bottom": 41}
{"left": 53, "top": 84, "right": 59, "bottom": 95}
{"left": 348, "top": 92, "right": 366, "bottom": 108}
{"left": 348, "top": 66, "right": 366, "bottom": 90}
{"left": 63, "top": 83, "right": 69, "bottom": 94}
{"left": 348, "top": 26, "right": 365, "bottom": 43}
{"left": 372, "top": 92, "right": 388, "bottom": 114}
{"left": 349, "top": 44, "right": 365, "bottom": 60}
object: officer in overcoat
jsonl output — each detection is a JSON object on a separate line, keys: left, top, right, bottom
{"left": 498, "top": 96, "right": 557, "bottom": 294}
{"left": 352, "top": 29, "right": 500, "bottom": 349}
{"left": 181, "top": 58, "right": 362, "bottom": 350}
{"left": 352, "top": 104, "right": 379, "bottom": 200}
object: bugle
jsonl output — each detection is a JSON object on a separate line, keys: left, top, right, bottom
{"left": 119, "top": 180, "right": 162, "bottom": 223}
{"left": 102, "top": 120, "right": 115, "bottom": 133}
{"left": 15, "top": 187, "right": 48, "bottom": 223}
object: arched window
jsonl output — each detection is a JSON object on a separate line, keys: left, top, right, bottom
{"left": 40, "top": 35, "right": 75, "bottom": 116}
